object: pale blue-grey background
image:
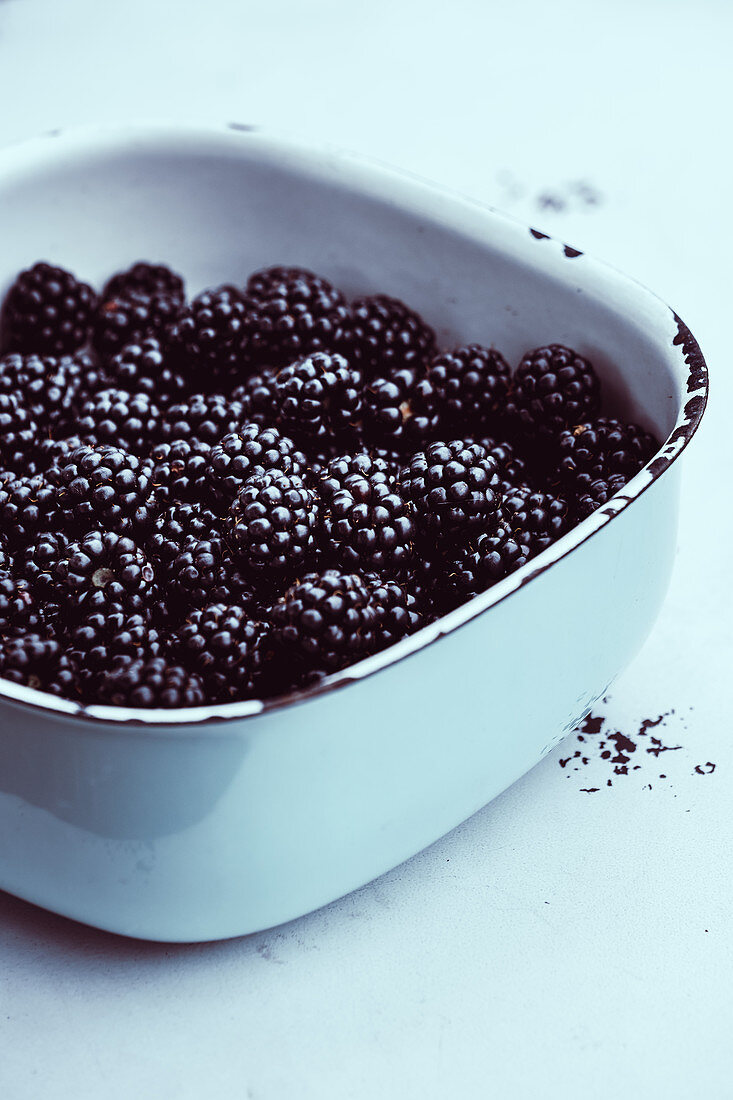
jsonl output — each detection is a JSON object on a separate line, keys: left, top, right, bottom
{"left": 0, "top": 1, "right": 731, "bottom": 1097}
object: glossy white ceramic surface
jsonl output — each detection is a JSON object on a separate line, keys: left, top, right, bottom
{"left": 0, "top": 125, "right": 707, "bottom": 940}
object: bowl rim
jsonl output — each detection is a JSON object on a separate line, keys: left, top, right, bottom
{"left": 0, "top": 121, "right": 709, "bottom": 730}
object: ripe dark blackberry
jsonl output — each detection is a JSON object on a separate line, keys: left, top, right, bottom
{"left": 319, "top": 452, "right": 394, "bottom": 497}
{"left": 207, "top": 424, "right": 307, "bottom": 504}
{"left": 23, "top": 531, "right": 70, "bottom": 596}
{"left": 320, "top": 459, "right": 415, "bottom": 577}
{"left": 426, "top": 345, "right": 511, "bottom": 434}
{"left": 54, "top": 530, "right": 156, "bottom": 622}
{"left": 159, "top": 392, "right": 245, "bottom": 445}
{"left": 502, "top": 486, "right": 569, "bottom": 557}
{"left": 361, "top": 367, "right": 439, "bottom": 452}
{"left": 0, "top": 352, "right": 81, "bottom": 431}
{"left": 173, "top": 604, "right": 273, "bottom": 701}
{"left": 231, "top": 366, "right": 278, "bottom": 425}
{"left": 0, "top": 473, "right": 59, "bottom": 549}
{"left": 440, "top": 521, "right": 531, "bottom": 608}
{"left": 1, "top": 262, "right": 97, "bottom": 356}
{"left": 399, "top": 440, "right": 502, "bottom": 542}
{"left": 105, "top": 336, "right": 189, "bottom": 402}
{"left": 0, "top": 633, "right": 61, "bottom": 690}
{"left": 348, "top": 294, "right": 436, "bottom": 379}
{"left": 0, "top": 569, "right": 43, "bottom": 633}
{"left": 167, "top": 536, "right": 256, "bottom": 614}
{"left": 93, "top": 291, "right": 181, "bottom": 360}
{"left": 573, "top": 473, "right": 629, "bottom": 520}
{"left": 0, "top": 392, "right": 37, "bottom": 469}
{"left": 227, "top": 470, "right": 319, "bottom": 576}
{"left": 95, "top": 656, "right": 206, "bottom": 708}
{"left": 102, "top": 262, "right": 185, "bottom": 304}
{"left": 51, "top": 443, "right": 159, "bottom": 535}
{"left": 269, "top": 569, "right": 378, "bottom": 673}
{"left": 77, "top": 388, "right": 161, "bottom": 455}
{"left": 64, "top": 349, "right": 108, "bottom": 407}
{"left": 554, "top": 417, "right": 658, "bottom": 488}
{"left": 168, "top": 285, "right": 249, "bottom": 376}
{"left": 475, "top": 437, "right": 534, "bottom": 493}
{"left": 365, "top": 575, "right": 423, "bottom": 649}
{"left": 274, "top": 352, "right": 362, "bottom": 442}
{"left": 148, "top": 503, "right": 224, "bottom": 570}
{"left": 68, "top": 609, "right": 164, "bottom": 674}
{"left": 150, "top": 437, "right": 213, "bottom": 506}
{"left": 245, "top": 266, "right": 350, "bottom": 366}
{"left": 505, "top": 344, "right": 601, "bottom": 440}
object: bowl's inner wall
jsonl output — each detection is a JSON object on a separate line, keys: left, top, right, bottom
{"left": 0, "top": 136, "right": 679, "bottom": 438}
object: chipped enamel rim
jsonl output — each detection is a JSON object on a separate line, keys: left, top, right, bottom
{"left": 0, "top": 122, "right": 709, "bottom": 730}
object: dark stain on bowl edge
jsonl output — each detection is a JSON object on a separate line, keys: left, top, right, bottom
{"left": 529, "top": 228, "right": 551, "bottom": 240}
{"left": 563, "top": 244, "right": 583, "bottom": 258}
{"left": 673, "top": 310, "right": 708, "bottom": 394}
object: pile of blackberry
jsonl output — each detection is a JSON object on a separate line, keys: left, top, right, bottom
{"left": 0, "top": 260, "right": 658, "bottom": 708}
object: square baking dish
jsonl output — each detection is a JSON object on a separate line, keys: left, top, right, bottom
{"left": 0, "top": 124, "right": 707, "bottom": 941}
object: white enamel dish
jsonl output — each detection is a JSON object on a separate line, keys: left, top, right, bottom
{"left": 0, "top": 124, "right": 707, "bottom": 941}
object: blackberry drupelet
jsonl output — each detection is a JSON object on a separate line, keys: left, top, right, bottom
{"left": 169, "top": 285, "right": 249, "bottom": 376}
{"left": 348, "top": 294, "right": 436, "bottom": 379}
{"left": 54, "top": 530, "right": 156, "bottom": 622}
{"left": 440, "top": 521, "right": 531, "bottom": 607}
{"left": 173, "top": 604, "right": 273, "bottom": 701}
{"left": 93, "top": 292, "right": 181, "bottom": 360}
{"left": 94, "top": 656, "right": 206, "bottom": 708}
{"left": 51, "top": 443, "right": 159, "bottom": 535}
{"left": 77, "top": 388, "right": 161, "bottom": 454}
{"left": 102, "top": 262, "right": 185, "bottom": 304}
{"left": 227, "top": 470, "right": 318, "bottom": 576}
{"left": 148, "top": 503, "right": 223, "bottom": 570}
{"left": 0, "top": 392, "right": 37, "bottom": 469}
{"left": 105, "top": 336, "right": 189, "bottom": 402}
{"left": 0, "top": 352, "right": 81, "bottom": 432}
{"left": 245, "top": 266, "right": 350, "bottom": 366}
{"left": 502, "top": 486, "right": 569, "bottom": 557}
{"left": 1, "top": 262, "right": 96, "bottom": 356}
{"left": 150, "top": 438, "right": 213, "bottom": 506}
{"left": 505, "top": 344, "right": 601, "bottom": 440}
{"left": 320, "top": 459, "right": 415, "bottom": 577}
{"left": 361, "top": 367, "right": 438, "bottom": 452}
{"left": 274, "top": 352, "right": 362, "bottom": 441}
{"left": 0, "top": 474, "right": 59, "bottom": 549}
{"left": 207, "top": 424, "right": 307, "bottom": 504}
{"left": 426, "top": 345, "right": 511, "bottom": 435}
{"left": 399, "top": 440, "right": 502, "bottom": 541}
{"left": 0, "top": 633, "right": 61, "bottom": 690}
{"left": 159, "top": 392, "right": 245, "bottom": 445}
{"left": 269, "top": 569, "right": 379, "bottom": 672}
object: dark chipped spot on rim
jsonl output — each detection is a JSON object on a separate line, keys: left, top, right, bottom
{"left": 673, "top": 311, "right": 708, "bottom": 394}
{"left": 529, "top": 228, "right": 551, "bottom": 241}
{"left": 563, "top": 244, "right": 583, "bottom": 258}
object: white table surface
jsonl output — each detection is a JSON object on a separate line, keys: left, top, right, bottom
{"left": 1, "top": 1, "right": 731, "bottom": 1097}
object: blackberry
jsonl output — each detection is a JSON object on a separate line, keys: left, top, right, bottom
{"left": 167, "top": 536, "right": 256, "bottom": 614}
{"left": 505, "top": 344, "right": 601, "bottom": 440}
{"left": 269, "top": 569, "right": 378, "bottom": 672}
{"left": 150, "top": 438, "right": 213, "bottom": 506}
{"left": 365, "top": 576, "right": 423, "bottom": 649}
{"left": 554, "top": 417, "right": 658, "bottom": 488}
{"left": 93, "top": 291, "right": 181, "bottom": 360}
{"left": 45, "top": 652, "right": 85, "bottom": 701}
{"left": 361, "top": 367, "right": 438, "bottom": 452}
{"left": 348, "top": 294, "right": 436, "bottom": 379}
{"left": 227, "top": 470, "right": 318, "bottom": 576}
{"left": 426, "top": 345, "right": 511, "bottom": 434}
{"left": 245, "top": 266, "right": 350, "bottom": 366}
{"left": 476, "top": 437, "right": 534, "bottom": 493}
{"left": 64, "top": 349, "right": 108, "bottom": 406}
{"left": 54, "top": 530, "right": 156, "bottom": 621}
{"left": 68, "top": 609, "right": 164, "bottom": 673}
{"left": 207, "top": 424, "right": 307, "bottom": 504}
{"left": 51, "top": 443, "right": 159, "bottom": 535}
{"left": 94, "top": 656, "right": 206, "bottom": 708}
{"left": 169, "top": 285, "right": 249, "bottom": 377}
{"left": 1, "top": 262, "right": 96, "bottom": 355}
{"left": 0, "top": 474, "right": 59, "bottom": 549}
{"left": 104, "top": 335, "right": 189, "bottom": 402}
{"left": 0, "top": 569, "right": 43, "bottom": 633}
{"left": 0, "top": 633, "right": 61, "bottom": 690}
{"left": 102, "top": 262, "right": 185, "bottom": 304}
{"left": 23, "top": 531, "right": 70, "bottom": 596}
{"left": 0, "top": 352, "right": 81, "bottom": 431}
{"left": 318, "top": 452, "right": 394, "bottom": 497}
{"left": 159, "top": 392, "right": 245, "bottom": 445}
{"left": 502, "top": 486, "right": 569, "bottom": 557}
{"left": 573, "top": 473, "right": 628, "bottom": 520}
{"left": 0, "top": 392, "right": 37, "bottom": 469}
{"left": 440, "top": 521, "right": 531, "bottom": 608}
{"left": 399, "top": 440, "right": 502, "bottom": 542}
{"left": 231, "top": 366, "right": 278, "bottom": 425}
{"left": 173, "top": 605, "right": 273, "bottom": 701}
{"left": 274, "top": 352, "right": 362, "bottom": 442}
{"left": 148, "top": 503, "right": 223, "bottom": 570}
{"left": 77, "top": 388, "right": 161, "bottom": 455}
{"left": 320, "top": 458, "right": 415, "bottom": 577}
{"left": 32, "top": 435, "right": 85, "bottom": 476}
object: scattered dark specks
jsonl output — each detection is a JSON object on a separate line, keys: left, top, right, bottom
{"left": 256, "top": 942, "right": 285, "bottom": 965}
{"left": 537, "top": 192, "right": 566, "bottom": 212}
{"left": 694, "top": 762, "right": 716, "bottom": 775}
